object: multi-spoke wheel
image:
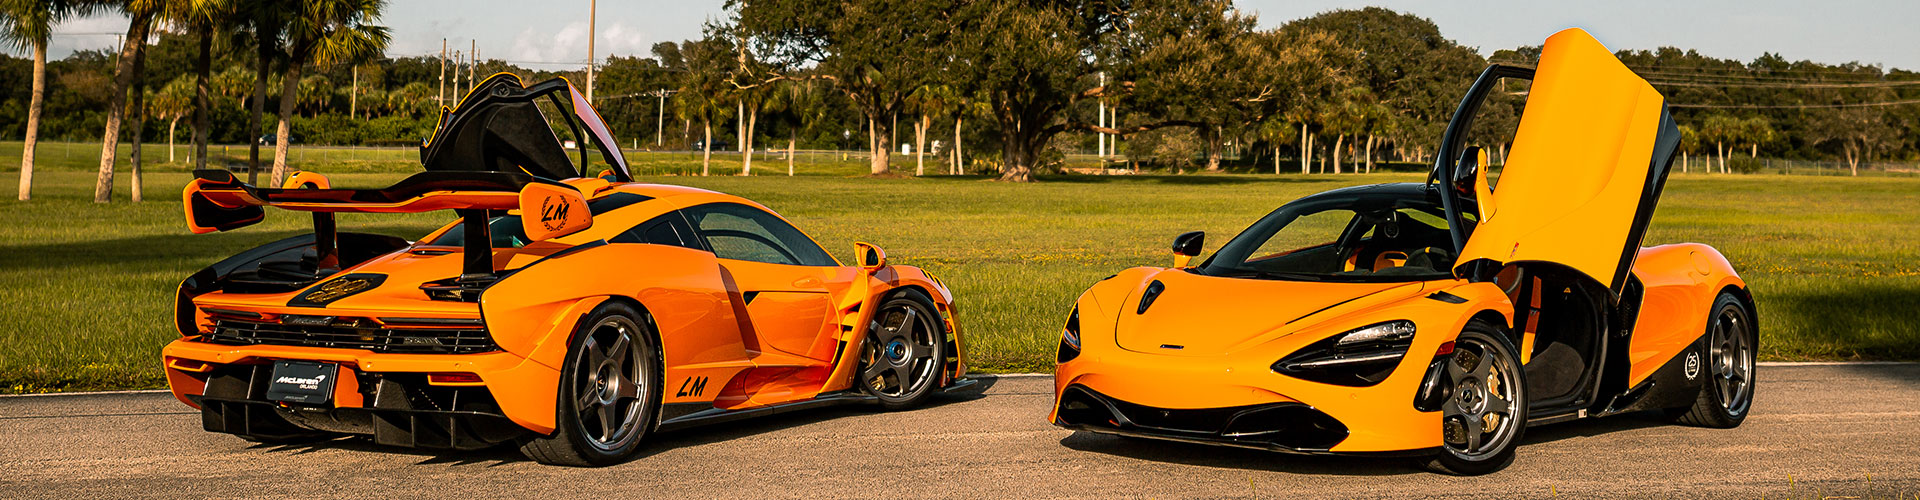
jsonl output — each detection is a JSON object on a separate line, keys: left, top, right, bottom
{"left": 1672, "top": 292, "right": 1756, "bottom": 428}
{"left": 1427, "top": 322, "right": 1528, "bottom": 476}
{"left": 858, "top": 292, "right": 946, "bottom": 410}
{"left": 520, "top": 302, "right": 660, "bottom": 466}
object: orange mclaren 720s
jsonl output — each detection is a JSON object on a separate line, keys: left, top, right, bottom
{"left": 1049, "top": 29, "right": 1756, "bottom": 475}
{"left": 162, "top": 74, "right": 971, "bottom": 466}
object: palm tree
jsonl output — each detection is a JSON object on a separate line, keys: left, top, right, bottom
{"left": 240, "top": 0, "right": 288, "bottom": 183}
{"left": 94, "top": 0, "right": 163, "bottom": 203}
{"left": 2, "top": 0, "right": 95, "bottom": 200}
{"left": 151, "top": 76, "right": 195, "bottom": 163}
{"left": 171, "top": 0, "right": 239, "bottom": 171}
{"left": 268, "top": 0, "right": 389, "bottom": 185}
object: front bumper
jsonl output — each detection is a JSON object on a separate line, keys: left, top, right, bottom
{"left": 162, "top": 337, "right": 563, "bottom": 439}
{"left": 1053, "top": 385, "right": 1356, "bottom": 453}
{"left": 1051, "top": 342, "right": 1445, "bottom": 453}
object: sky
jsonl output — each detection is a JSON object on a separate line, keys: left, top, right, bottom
{"left": 17, "top": 0, "right": 1920, "bottom": 72}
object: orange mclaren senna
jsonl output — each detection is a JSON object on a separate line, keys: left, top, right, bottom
{"left": 162, "top": 74, "right": 971, "bottom": 466}
{"left": 1049, "top": 29, "right": 1756, "bottom": 475}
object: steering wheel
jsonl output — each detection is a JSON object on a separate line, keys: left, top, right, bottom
{"left": 703, "top": 229, "right": 801, "bottom": 265}
{"left": 1405, "top": 246, "right": 1451, "bottom": 271}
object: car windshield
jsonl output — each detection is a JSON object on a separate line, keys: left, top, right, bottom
{"left": 1199, "top": 189, "right": 1462, "bottom": 282}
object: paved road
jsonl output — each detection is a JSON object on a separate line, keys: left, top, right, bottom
{"left": 3, "top": 364, "right": 1918, "bottom": 499}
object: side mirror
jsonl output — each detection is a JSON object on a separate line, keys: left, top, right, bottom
{"left": 1453, "top": 146, "right": 1497, "bottom": 221}
{"left": 1171, "top": 231, "right": 1204, "bottom": 268}
{"left": 518, "top": 183, "right": 593, "bottom": 242}
{"left": 1451, "top": 145, "right": 1483, "bottom": 196}
{"left": 854, "top": 241, "right": 888, "bottom": 273}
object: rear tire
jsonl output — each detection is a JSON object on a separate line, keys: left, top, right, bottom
{"left": 1425, "top": 320, "right": 1528, "bottom": 476}
{"left": 519, "top": 302, "right": 662, "bottom": 466}
{"left": 857, "top": 290, "right": 948, "bottom": 410}
{"left": 1671, "top": 293, "right": 1755, "bottom": 428}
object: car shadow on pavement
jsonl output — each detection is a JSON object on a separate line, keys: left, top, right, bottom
{"left": 241, "top": 376, "right": 1001, "bottom": 467}
{"left": 1056, "top": 432, "right": 1421, "bottom": 476}
{"left": 1515, "top": 410, "right": 1672, "bottom": 446}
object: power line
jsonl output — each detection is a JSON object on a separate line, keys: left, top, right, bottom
{"left": 1648, "top": 79, "right": 1920, "bottom": 89}
{"left": 1668, "top": 98, "right": 1920, "bottom": 109}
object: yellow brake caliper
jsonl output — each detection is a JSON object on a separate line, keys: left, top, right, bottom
{"left": 1482, "top": 365, "right": 1503, "bottom": 431}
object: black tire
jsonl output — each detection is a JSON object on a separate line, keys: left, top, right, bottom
{"left": 1425, "top": 320, "right": 1529, "bottom": 476}
{"left": 1671, "top": 293, "right": 1755, "bottom": 428}
{"left": 519, "top": 301, "right": 662, "bottom": 466}
{"left": 857, "top": 290, "right": 948, "bottom": 410}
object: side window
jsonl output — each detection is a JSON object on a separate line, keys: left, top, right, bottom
{"left": 611, "top": 212, "right": 702, "bottom": 250}
{"left": 682, "top": 203, "right": 836, "bottom": 266}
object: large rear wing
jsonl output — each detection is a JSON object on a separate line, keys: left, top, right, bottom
{"left": 182, "top": 168, "right": 596, "bottom": 279}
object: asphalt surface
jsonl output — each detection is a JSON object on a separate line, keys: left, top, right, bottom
{"left": 3, "top": 364, "right": 1918, "bottom": 499}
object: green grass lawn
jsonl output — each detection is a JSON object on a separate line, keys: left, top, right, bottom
{"left": 2, "top": 144, "right": 1917, "bottom": 392}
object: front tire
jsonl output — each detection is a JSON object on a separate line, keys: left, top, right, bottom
{"left": 519, "top": 302, "right": 661, "bottom": 466}
{"left": 857, "top": 291, "right": 947, "bottom": 410}
{"left": 1671, "top": 292, "right": 1755, "bottom": 428}
{"left": 1426, "top": 321, "right": 1528, "bottom": 476}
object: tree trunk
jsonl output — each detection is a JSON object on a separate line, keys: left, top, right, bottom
{"left": 1364, "top": 134, "right": 1374, "bottom": 173}
{"left": 271, "top": 61, "right": 302, "bottom": 186}
{"left": 741, "top": 105, "right": 758, "bottom": 176}
{"left": 738, "top": 100, "right": 751, "bottom": 175}
{"left": 95, "top": 12, "right": 154, "bottom": 203}
{"left": 1750, "top": 143, "right": 1757, "bottom": 159}
{"left": 18, "top": 42, "right": 45, "bottom": 200}
{"left": 869, "top": 114, "right": 891, "bottom": 175}
{"left": 701, "top": 118, "right": 712, "bottom": 176}
{"left": 194, "top": 26, "right": 212, "bottom": 170}
{"left": 169, "top": 118, "right": 179, "bottom": 163}
{"left": 914, "top": 113, "right": 928, "bottom": 176}
{"left": 953, "top": 115, "right": 963, "bottom": 174}
{"left": 129, "top": 45, "right": 147, "bottom": 203}
{"left": 350, "top": 66, "right": 358, "bottom": 119}
{"left": 1298, "top": 123, "right": 1308, "bottom": 174}
{"left": 1273, "top": 144, "right": 1281, "bottom": 174}
{"left": 1203, "top": 127, "right": 1223, "bottom": 171}
{"left": 1846, "top": 144, "right": 1858, "bottom": 177}
{"left": 787, "top": 133, "right": 796, "bottom": 176}
{"left": 1332, "top": 135, "right": 1345, "bottom": 174}
{"left": 248, "top": 39, "right": 272, "bottom": 184}
{"left": 1682, "top": 151, "right": 1688, "bottom": 173}
{"left": 1720, "top": 141, "right": 1735, "bottom": 175}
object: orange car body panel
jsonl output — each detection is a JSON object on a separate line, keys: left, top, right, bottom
{"left": 164, "top": 183, "right": 967, "bottom": 436}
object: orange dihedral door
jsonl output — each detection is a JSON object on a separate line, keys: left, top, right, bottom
{"left": 715, "top": 259, "right": 841, "bottom": 363}
{"left": 1456, "top": 28, "right": 1676, "bottom": 294}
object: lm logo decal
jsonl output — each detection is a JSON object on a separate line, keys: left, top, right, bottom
{"left": 540, "top": 195, "right": 570, "bottom": 231}
{"left": 305, "top": 278, "right": 373, "bottom": 303}
{"left": 1683, "top": 351, "right": 1701, "bottom": 380}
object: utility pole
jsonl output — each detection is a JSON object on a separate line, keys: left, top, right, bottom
{"left": 647, "top": 89, "right": 674, "bottom": 146}
{"left": 470, "top": 40, "right": 477, "bottom": 87}
{"left": 452, "top": 50, "right": 462, "bottom": 100}
{"left": 586, "top": 0, "right": 597, "bottom": 101}
{"left": 350, "top": 65, "right": 358, "bottom": 119}
{"left": 438, "top": 39, "right": 446, "bottom": 106}
{"left": 1097, "top": 72, "right": 1106, "bottom": 159}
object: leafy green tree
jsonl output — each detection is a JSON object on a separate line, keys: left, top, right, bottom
{"left": 673, "top": 35, "right": 736, "bottom": 176}
{"left": 728, "top": 0, "right": 953, "bottom": 175}
{"left": 2, "top": 0, "right": 95, "bottom": 200}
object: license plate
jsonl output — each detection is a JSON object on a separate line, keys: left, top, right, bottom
{"left": 265, "top": 361, "right": 337, "bottom": 404}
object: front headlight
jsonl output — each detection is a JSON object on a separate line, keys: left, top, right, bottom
{"left": 1272, "top": 320, "right": 1417, "bottom": 387}
{"left": 1056, "top": 307, "right": 1082, "bottom": 363}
